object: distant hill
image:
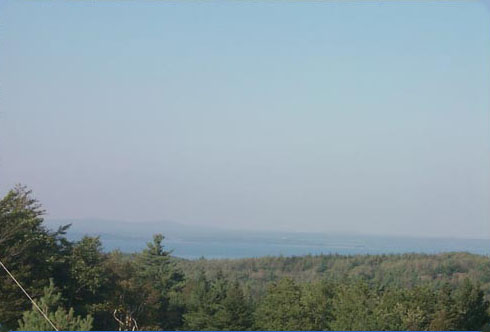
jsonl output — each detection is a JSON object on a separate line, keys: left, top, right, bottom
{"left": 45, "top": 219, "right": 490, "bottom": 259}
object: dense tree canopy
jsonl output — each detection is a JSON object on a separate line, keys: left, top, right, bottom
{"left": 1, "top": 186, "right": 490, "bottom": 331}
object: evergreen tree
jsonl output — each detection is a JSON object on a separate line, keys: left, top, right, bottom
{"left": 213, "top": 281, "right": 252, "bottom": 331}
{"left": 183, "top": 271, "right": 252, "bottom": 331}
{"left": 17, "top": 280, "right": 93, "bottom": 331}
{"left": 66, "top": 236, "right": 115, "bottom": 331}
{"left": 133, "top": 234, "right": 186, "bottom": 330}
{"left": 429, "top": 283, "right": 458, "bottom": 330}
{"left": 182, "top": 270, "right": 214, "bottom": 330}
{"left": 453, "top": 279, "right": 490, "bottom": 330}
{"left": 67, "top": 236, "right": 109, "bottom": 309}
{"left": 254, "top": 278, "right": 305, "bottom": 330}
{"left": 330, "top": 280, "right": 379, "bottom": 331}
{"left": 300, "top": 281, "right": 334, "bottom": 330}
{"left": 0, "top": 185, "right": 70, "bottom": 329}
{"left": 374, "top": 286, "right": 427, "bottom": 331}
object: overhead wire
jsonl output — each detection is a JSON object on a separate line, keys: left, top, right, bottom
{"left": 0, "top": 259, "right": 59, "bottom": 331}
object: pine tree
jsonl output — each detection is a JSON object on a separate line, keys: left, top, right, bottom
{"left": 67, "top": 236, "right": 110, "bottom": 311}
{"left": 300, "top": 281, "right": 334, "bottom": 330}
{"left": 254, "top": 278, "right": 305, "bottom": 330}
{"left": 0, "top": 185, "right": 71, "bottom": 329}
{"left": 330, "top": 280, "right": 379, "bottom": 331}
{"left": 214, "top": 281, "right": 252, "bottom": 331}
{"left": 182, "top": 270, "right": 214, "bottom": 330}
{"left": 132, "top": 234, "right": 186, "bottom": 330}
{"left": 453, "top": 279, "right": 490, "bottom": 330}
{"left": 17, "top": 280, "right": 93, "bottom": 331}
{"left": 429, "top": 283, "right": 458, "bottom": 330}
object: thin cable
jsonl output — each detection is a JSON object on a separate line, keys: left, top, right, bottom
{"left": 0, "top": 260, "right": 59, "bottom": 331}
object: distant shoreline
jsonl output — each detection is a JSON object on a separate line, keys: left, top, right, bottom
{"left": 45, "top": 219, "right": 490, "bottom": 259}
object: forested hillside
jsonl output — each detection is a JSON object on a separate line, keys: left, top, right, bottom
{"left": 1, "top": 186, "right": 490, "bottom": 331}
{"left": 176, "top": 252, "right": 490, "bottom": 301}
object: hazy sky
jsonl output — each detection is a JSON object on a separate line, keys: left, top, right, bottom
{"left": 1, "top": 0, "right": 490, "bottom": 238}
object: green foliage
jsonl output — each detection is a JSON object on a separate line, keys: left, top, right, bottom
{"left": 2, "top": 186, "right": 490, "bottom": 331}
{"left": 215, "top": 281, "right": 253, "bottom": 330}
{"left": 139, "top": 234, "right": 185, "bottom": 330}
{"left": 183, "top": 271, "right": 252, "bottom": 330}
{"left": 95, "top": 250, "right": 144, "bottom": 331}
{"left": 254, "top": 278, "right": 306, "bottom": 330}
{"left": 0, "top": 185, "right": 70, "bottom": 329}
{"left": 69, "top": 236, "right": 107, "bottom": 298}
{"left": 300, "top": 280, "right": 334, "bottom": 330}
{"left": 67, "top": 236, "right": 110, "bottom": 310}
{"left": 66, "top": 237, "right": 115, "bottom": 331}
{"left": 331, "top": 280, "right": 379, "bottom": 330}
{"left": 453, "top": 279, "right": 490, "bottom": 330}
{"left": 17, "top": 280, "right": 93, "bottom": 331}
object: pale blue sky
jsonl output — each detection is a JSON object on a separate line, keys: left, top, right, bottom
{"left": 1, "top": 0, "right": 490, "bottom": 238}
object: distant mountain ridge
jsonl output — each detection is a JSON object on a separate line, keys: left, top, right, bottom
{"left": 44, "top": 218, "right": 490, "bottom": 259}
